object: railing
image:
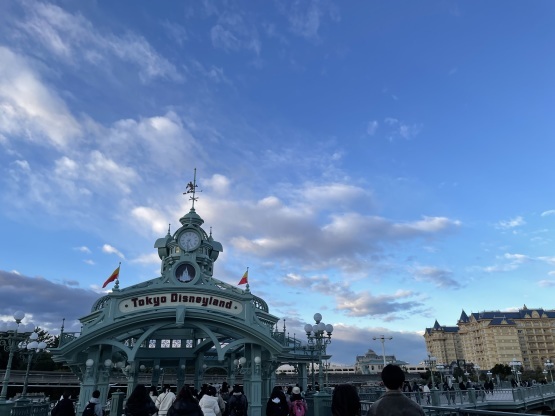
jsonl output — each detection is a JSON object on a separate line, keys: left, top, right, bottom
{"left": 360, "top": 384, "right": 555, "bottom": 413}
{"left": 0, "top": 399, "right": 50, "bottom": 416}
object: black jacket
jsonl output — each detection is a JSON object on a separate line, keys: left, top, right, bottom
{"left": 52, "top": 398, "right": 76, "bottom": 416}
{"left": 227, "top": 394, "right": 247, "bottom": 416}
{"left": 168, "top": 399, "right": 203, "bottom": 416}
{"left": 266, "top": 398, "right": 288, "bottom": 416}
{"left": 125, "top": 398, "right": 157, "bottom": 416}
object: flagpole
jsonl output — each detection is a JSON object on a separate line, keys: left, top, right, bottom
{"left": 245, "top": 267, "right": 250, "bottom": 293}
{"left": 114, "top": 262, "right": 121, "bottom": 291}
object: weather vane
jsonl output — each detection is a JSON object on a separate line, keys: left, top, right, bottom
{"left": 184, "top": 168, "right": 202, "bottom": 209}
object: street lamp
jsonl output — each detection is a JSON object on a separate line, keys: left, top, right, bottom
{"left": 0, "top": 311, "right": 36, "bottom": 402}
{"left": 373, "top": 335, "right": 393, "bottom": 368}
{"left": 474, "top": 364, "right": 481, "bottom": 382}
{"left": 304, "top": 313, "right": 333, "bottom": 392}
{"left": 545, "top": 359, "right": 554, "bottom": 383}
{"left": 19, "top": 332, "right": 47, "bottom": 399}
{"left": 509, "top": 358, "right": 522, "bottom": 385}
{"left": 436, "top": 364, "right": 445, "bottom": 383}
{"left": 425, "top": 355, "right": 437, "bottom": 388}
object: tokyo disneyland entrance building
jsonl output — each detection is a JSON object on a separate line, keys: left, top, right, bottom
{"left": 51, "top": 173, "right": 332, "bottom": 416}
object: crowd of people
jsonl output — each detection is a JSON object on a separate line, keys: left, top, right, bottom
{"left": 121, "top": 383, "right": 248, "bottom": 416}
{"left": 113, "top": 380, "right": 364, "bottom": 416}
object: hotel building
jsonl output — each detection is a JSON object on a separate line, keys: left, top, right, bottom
{"left": 424, "top": 305, "right": 555, "bottom": 371}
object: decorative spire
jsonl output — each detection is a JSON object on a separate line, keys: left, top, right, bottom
{"left": 167, "top": 224, "right": 171, "bottom": 236}
{"left": 184, "top": 168, "right": 202, "bottom": 210}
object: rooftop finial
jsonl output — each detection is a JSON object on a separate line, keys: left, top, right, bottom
{"left": 167, "top": 224, "right": 171, "bottom": 236}
{"left": 184, "top": 168, "right": 202, "bottom": 209}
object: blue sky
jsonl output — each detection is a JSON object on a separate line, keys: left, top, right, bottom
{"left": 1, "top": 0, "right": 554, "bottom": 366}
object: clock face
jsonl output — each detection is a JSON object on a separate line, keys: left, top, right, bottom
{"left": 179, "top": 230, "right": 201, "bottom": 251}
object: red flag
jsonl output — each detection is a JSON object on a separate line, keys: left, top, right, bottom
{"left": 238, "top": 269, "right": 248, "bottom": 285}
{"left": 102, "top": 265, "right": 120, "bottom": 288}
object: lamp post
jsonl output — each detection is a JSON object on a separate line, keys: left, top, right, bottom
{"left": 232, "top": 357, "right": 261, "bottom": 376}
{"left": 474, "top": 364, "right": 481, "bottom": 382}
{"left": 424, "top": 355, "right": 437, "bottom": 388}
{"left": 545, "top": 359, "right": 554, "bottom": 383}
{"left": 436, "top": 364, "right": 445, "bottom": 383}
{"left": 324, "top": 361, "right": 330, "bottom": 388}
{"left": 0, "top": 311, "right": 35, "bottom": 402}
{"left": 373, "top": 335, "right": 393, "bottom": 368}
{"left": 304, "top": 313, "right": 333, "bottom": 392}
{"left": 19, "top": 332, "right": 47, "bottom": 399}
{"left": 509, "top": 358, "right": 522, "bottom": 385}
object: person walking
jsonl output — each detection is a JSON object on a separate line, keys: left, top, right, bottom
{"left": 369, "top": 364, "right": 425, "bottom": 416}
{"left": 156, "top": 385, "right": 176, "bottom": 416}
{"left": 411, "top": 381, "right": 421, "bottom": 405}
{"left": 125, "top": 384, "right": 157, "bottom": 416}
{"left": 199, "top": 385, "right": 221, "bottom": 416}
{"left": 227, "top": 385, "right": 248, "bottom": 416}
{"left": 51, "top": 391, "right": 76, "bottom": 416}
{"left": 168, "top": 386, "right": 202, "bottom": 416}
{"left": 215, "top": 387, "right": 226, "bottom": 416}
{"left": 288, "top": 387, "right": 307, "bottom": 416}
{"left": 331, "top": 384, "right": 361, "bottom": 416}
{"left": 422, "top": 383, "right": 431, "bottom": 405}
{"left": 85, "top": 390, "right": 104, "bottom": 416}
{"left": 266, "top": 386, "right": 288, "bottom": 416}
{"left": 149, "top": 388, "right": 159, "bottom": 416}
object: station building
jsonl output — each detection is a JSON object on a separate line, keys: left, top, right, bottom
{"left": 51, "top": 180, "right": 330, "bottom": 416}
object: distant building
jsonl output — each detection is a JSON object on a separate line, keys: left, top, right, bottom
{"left": 424, "top": 305, "right": 555, "bottom": 371}
{"left": 354, "top": 349, "right": 409, "bottom": 374}
{"left": 276, "top": 363, "right": 356, "bottom": 376}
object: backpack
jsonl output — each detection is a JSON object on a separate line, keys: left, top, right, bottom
{"left": 83, "top": 401, "right": 96, "bottom": 416}
{"left": 292, "top": 400, "right": 305, "bottom": 416}
{"left": 230, "top": 396, "right": 245, "bottom": 416}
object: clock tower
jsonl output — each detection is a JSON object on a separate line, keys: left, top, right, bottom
{"left": 154, "top": 170, "right": 223, "bottom": 285}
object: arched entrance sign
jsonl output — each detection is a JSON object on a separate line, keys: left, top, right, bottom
{"left": 51, "top": 175, "right": 330, "bottom": 416}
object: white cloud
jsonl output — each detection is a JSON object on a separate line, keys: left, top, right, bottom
{"left": 83, "top": 259, "right": 95, "bottom": 265}
{"left": 382, "top": 117, "right": 422, "bottom": 140}
{"left": 367, "top": 120, "right": 378, "bottom": 136}
{"left": 84, "top": 151, "right": 139, "bottom": 194}
{"left": 210, "top": 11, "right": 261, "bottom": 55}
{"left": 102, "top": 244, "right": 125, "bottom": 259}
{"left": 541, "top": 210, "right": 555, "bottom": 217}
{"left": 538, "top": 256, "right": 555, "bottom": 266}
{"left": 75, "top": 246, "right": 91, "bottom": 254}
{"left": 203, "top": 187, "right": 460, "bottom": 271}
{"left": 162, "top": 20, "right": 188, "bottom": 46}
{"left": 495, "top": 216, "right": 526, "bottom": 230}
{"left": 410, "top": 266, "right": 461, "bottom": 289}
{"left": 503, "top": 253, "right": 529, "bottom": 263}
{"left": 204, "top": 174, "right": 231, "bottom": 195}
{"left": 336, "top": 289, "right": 423, "bottom": 318}
{"left": 106, "top": 112, "right": 198, "bottom": 173}
{"left": 131, "top": 206, "right": 169, "bottom": 235}
{"left": 16, "top": 2, "right": 182, "bottom": 83}
{"left": 0, "top": 47, "right": 82, "bottom": 149}
{"left": 131, "top": 253, "right": 161, "bottom": 265}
